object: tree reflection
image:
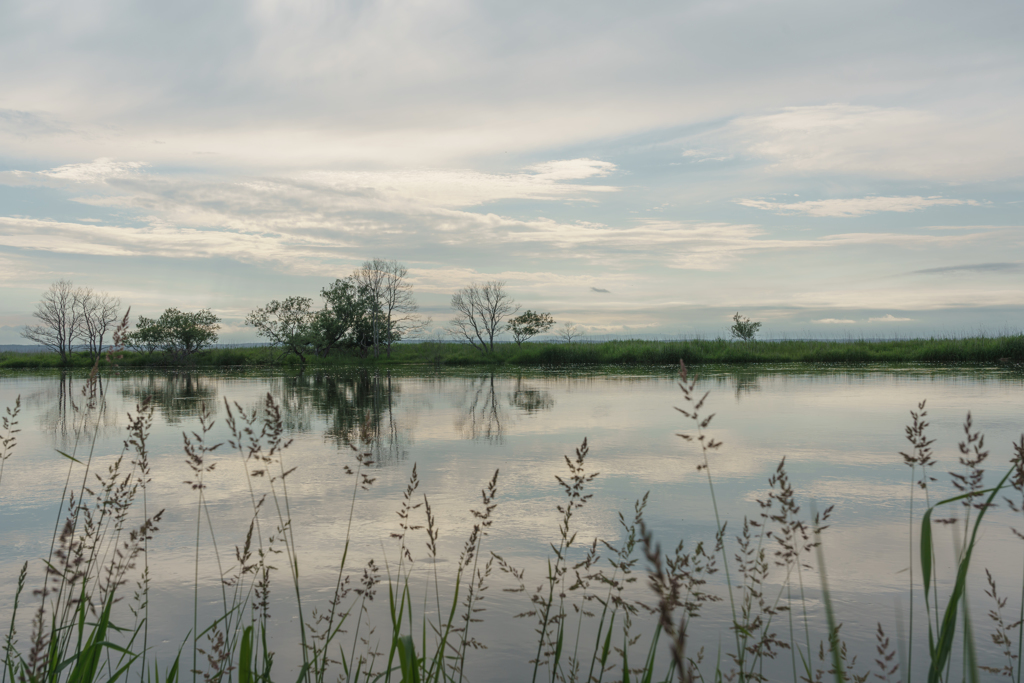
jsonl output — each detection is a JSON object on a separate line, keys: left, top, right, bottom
{"left": 455, "top": 375, "right": 507, "bottom": 443}
{"left": 33, "top": 372, "right": 118, "bottom": 441}
{"left": 508, "top": 376, "right": 555, "bottom": 414}
{"left": 120, "top": 373, "right": 219, "bottom": 424}
{"left": 272, "top": 371, "right": 408, "bottom": 467}
{"left": 711, "top": 373, "right": 762, "bottom": 401}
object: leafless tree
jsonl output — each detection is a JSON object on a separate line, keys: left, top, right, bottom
{"left": 21, "top": 280, "right": 85, "bottom": 363}
{"left": 352, "top": 258, "right": 427, "bottom": 358}
{"left": 558, "top": 321, "right": 584, "bottom": 344}
{"left": 78, "top": 289, "right": 122, "bottom": 361}
{"left": 449, "top": 281, "right": 520, "bottom": 352}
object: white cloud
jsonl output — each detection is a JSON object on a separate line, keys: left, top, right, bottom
{"left": 869, "top": 314, "right": 913, "bottom": 322}
{"left": 0, "top": 216, "right": 348, "bottom": 274}
{"left": 814, "top": 318, "right": 856, "bottom": 324}
{"left": 720, "top": 104, "right": 1024, "bottom": 182}
{"left": 303, "top": 160, "right": 619, "bottom": 208}
{"left": 736, "top": 195, "right": 979, "bottom": 218}
{"left": 33, "top": 158, "right": 148, "bottom": 183}
{"left": 526, "top": 158, "right": 615, "bottom": 181}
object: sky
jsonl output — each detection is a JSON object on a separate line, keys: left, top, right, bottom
{"left": 1, "top": 0, "right": 1022, "bottom": 343}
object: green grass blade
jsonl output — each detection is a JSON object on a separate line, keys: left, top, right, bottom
{"left": 640, "top": 622, "right": 663, "bottom": 683}
{"left": 55, "top": 450, "right": 84, "bottom": 465}
{"left": 814, "top": 523, "right": 844, "bottom": 683}
{"left": 622, "top": 631, "right": 630, "bottom": 683}
{"left": 239, "top": 626, "right": 253, "bottom": 683}
{"left": 926, "top": 468, "right": 1011, "bottom": 683}
{"left": 293, "top": 661, "right": 313, "bottom": 683}
{"left": 596, "top": 612, "right": 616, "bottom": 683}
{"left": 397, "top": 635, "right": 420, "bottom": 683}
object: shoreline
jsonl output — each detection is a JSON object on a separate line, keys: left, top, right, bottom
{"left": 1, "top": 335, "right": 1022, "bottom": 370}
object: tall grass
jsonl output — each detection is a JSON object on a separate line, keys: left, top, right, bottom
{"left": 2, "top": 333, "right": 1023, "bottom": 369}
{"left": 1, "top": 361, "right": 1023, "bottom": 682}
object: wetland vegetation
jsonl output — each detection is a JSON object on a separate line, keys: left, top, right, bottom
{"left": 2, "top": 334, "right": 1022, "bottom": 371}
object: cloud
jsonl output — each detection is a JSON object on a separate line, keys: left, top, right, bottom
{"left": 527, "top": 159, "right": 615, "bottom": 181}
{"left": 910, "top": 262, "right": 1022, "bottom": 275}
{"left": 12, "top": 158, "right": 150, "bottom": 184}
{"left": 868, "top": 314, "right": 913, "bottom": 322}
{"left": 736, "top": 196, "right": 979, "bottom": 218}
{"left": 591, "top": 287, "right": 610, "bottom": 293}
{"left": 0, "top": 109, "right": 71, "bottom": 138}
{"left": 814, "top": 318, "right": 856, "bottom": 324}
{"left": 718, "top": 105, "right": 1024, "bottom": 182}
{"left": 303, "top": 160, "right": 619, "bottom": 208}
{"left": 0, "top": 216, "right": 348, "bottom": 274}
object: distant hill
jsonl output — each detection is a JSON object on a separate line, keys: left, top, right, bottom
{"left": 0, "top": 345, "right": 49, "bottom": 354}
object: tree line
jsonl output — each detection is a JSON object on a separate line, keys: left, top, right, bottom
{"left": 19, "top": 279, "right": 223, "bottom": 363}
{"left": 19, "top": 262, "right": 612, "bottom": 365}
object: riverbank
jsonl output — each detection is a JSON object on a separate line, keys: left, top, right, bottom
{"left": 1, "top": 334, "right": 1022, "bottom": 369}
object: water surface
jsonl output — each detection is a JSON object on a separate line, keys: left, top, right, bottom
{"left": 0, "top": 365, "right": 1022, "bottom": 681}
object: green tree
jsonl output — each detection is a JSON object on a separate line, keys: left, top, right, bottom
{"left": 129, "top": 308, "right": 220, "bottom": 361}
{"left": 126, "top": 316, "right": 164, "bottom": 354}
{"left": 245, "top": 296, "right": 317, "bottom": 365}
{"left": 507, "top": 310, "right": 555, "bottom": 346}
{"left": 158, "top": 308, "right": 220, "bottom": 359}
{"left": 246, "top": 279, "right": 382, "bottom": 363}
{"left": 315, "top": 278, "right": 376, "bottom": 356}
{"left": 730, "top": 312, "right": 762, "bottom": 341}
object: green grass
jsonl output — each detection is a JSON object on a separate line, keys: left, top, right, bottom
{"left": 2, "top": 334, "right": 1023, "bottom": 370}
{"left": 2, "top": 361, "right": 1024, "bottom": 682}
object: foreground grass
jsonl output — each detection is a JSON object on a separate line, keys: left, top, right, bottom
{"left": 3, "top": 334, "right": 1023, "bottom": 370}
{"left": 2, "top": 361, "right": 1024, "bottom": 683}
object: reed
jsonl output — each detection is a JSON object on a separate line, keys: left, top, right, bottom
{"left": 1, "top": 362, "right": 1023, "bottom": 683}
{"left": 2, "top": 333, "right": 1023, "bottom": 369}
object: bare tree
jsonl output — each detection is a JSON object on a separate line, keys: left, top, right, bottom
{"left": 352, "top": 259, "right": 427, "bottom": 358}
{"left": 21, "top": 280, "right": 85, "bottom": 363}
{"left": 558, "top": 321, "right": 584, "bottom": 344}
{"left": 79, "top": 289, "right": 122, "bottom": 361}
{"left": 351, "top": 259, "right": 388, "bottom": 358}
{"left": 449, "top": 281, "right": 520, "bottom": 352}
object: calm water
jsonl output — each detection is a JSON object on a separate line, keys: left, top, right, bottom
{"left": 1, "top": 366, "right": 1022, "bottom": 681}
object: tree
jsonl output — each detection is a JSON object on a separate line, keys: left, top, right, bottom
{"left": 730, "top": 312, "right": 762, "bottom": 341}
{"left": 21, "top": 280, "right": 86, "bottom": 363}
{"left": 157, "top": 308, "right": 220, "bottom": 360}
{"left": 449, "top": 281, "right": 520, "bottom": 352}
{"left": 245, "top": 296, "right": 317, "bottom": 365}
{"left": 508, "top": 310, "right": 555, "bottom": 346}
{"left": 246, "top": 279, "right": 383, "bottom": 363}
{"left": 558, "top": 321, "right": 584, "bottom": 344}
{"left": 125, "top": 316, "right": 164, "bottom": 354}
{"left": 130, "top": 308, "right": 220, "bottom": 361}
{"left": 78, "top": 289, "right": 122, "bottom": 361}
{"left": 316, "top": 278, "right": 376, "bottom": 356}
{"left": 351, "top": 259, "right": 427, "bottom": 358}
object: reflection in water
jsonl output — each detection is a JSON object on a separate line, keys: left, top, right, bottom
{"left": 454, "top": 375, "right": 557, "bottom": 442}
{"left": 272, "top": 371, "right": 408, "bottom": 467}
{"left": 455, "top": 375, "right": 507, "bottom": 443}
{"left": 734, "top": 374, "right": 761, "bottom": 401}
{"left": 30, "top": 373, "right": 119, "bottom": 442}
{"left": 508, "top": 377, "right": 555, "bottom": 413}
{"left": 120, "top": 374, "right": 219, "bottom": 425}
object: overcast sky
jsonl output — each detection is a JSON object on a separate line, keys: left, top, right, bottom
{"left": 1, "top": 0, "right": 1022, "bottom": 342}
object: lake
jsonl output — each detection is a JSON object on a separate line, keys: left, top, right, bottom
{"left": 0, "top": 365, "right": 1022, "bottom": 682}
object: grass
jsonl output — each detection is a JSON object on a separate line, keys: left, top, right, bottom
{"left": 1, "top": 359, "right": 1023, "bottom": 683}
{"left": 1, "top": 334, "right": 1023, "bottom": 370}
